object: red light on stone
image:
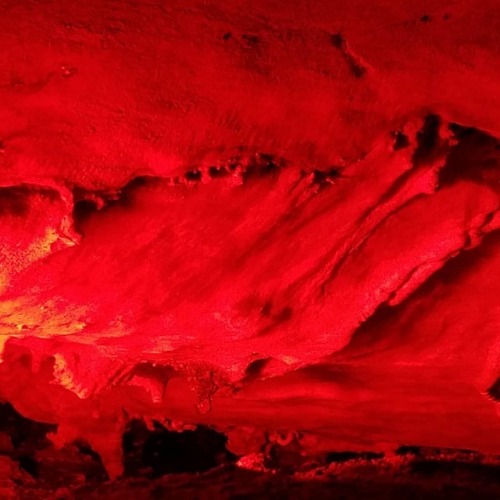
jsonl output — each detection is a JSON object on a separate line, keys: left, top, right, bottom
{"left": 0, "top": 0, "right": 499, "bottom": 495}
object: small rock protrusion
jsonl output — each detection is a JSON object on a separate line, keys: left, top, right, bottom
{"left": 60, "top": 65, "right": 78, "bottom": 78}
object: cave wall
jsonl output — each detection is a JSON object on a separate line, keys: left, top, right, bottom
{"left": 0, "top": 0, "right": 499, "bottom": 478}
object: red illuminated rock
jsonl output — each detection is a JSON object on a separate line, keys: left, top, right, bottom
{"left": 0, "top": 0, "right": 499, "bottom": 478}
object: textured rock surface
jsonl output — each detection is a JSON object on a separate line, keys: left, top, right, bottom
{"left": 0, "top": 0, "right": 499, "bottom": 482}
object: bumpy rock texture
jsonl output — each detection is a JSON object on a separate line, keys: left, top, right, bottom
{"left": 0, "top": 0, "right": 499, "bottom": 485}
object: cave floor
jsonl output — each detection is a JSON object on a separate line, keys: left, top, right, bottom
{"left": 6, "top": 455, "right": 500, "bottom": 500}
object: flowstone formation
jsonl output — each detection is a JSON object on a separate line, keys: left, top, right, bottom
{"left": 0, "top": 0, "right": 499, "bottom": 485}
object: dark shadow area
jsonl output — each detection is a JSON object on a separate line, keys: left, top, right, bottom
{"left": 2, "top": 404, "right": 499, "bottom": 497}
{"left": 395, "top": 445, "right": 422, "bottom": 456}
{"left": 439, "top": 124, "right": 500, "bottom": 187}
{"left": 0, "top": 185, "right": 60, "bottom": 217}
{"left": 123, "top": 419, "right": 237, "bottom": 477}
{"left": 184, "top": 169, "right": 202, "bottom": 182}
{"left": 243, "top": 358, "right": 270, "bottom": 381}
{"left": 242, "top": 153, "right": 286, "bottom": 182}
{"left": 413, "top": 114, "right": 442, "bottom": 166}
{"left": 410, "top": 460, "right": 500, "bottom": 483}
{"left": 487, "top": 377, "right": 500, "bottom": 402}
{"left": 326, "top": 451, "right": 384, "bottom": 463}
{"left": 0, "top": 402, "right": 56, "bottom": 465}
{"left": 208, "top": 165, "right": 230, "bottom": 178}
{"left": 262, "top": 432, "right": 305, "bottom": 472}
{"left": 0, "top": 403, "right": 107, "bottom": 484}
{"left": 392, "top": 130, "right": 410, "bottom": 151}
{"left": 71, "top": 461, "right": 500, "bottom": 499}
{"left": 72, "top": 198, "right": 99, "bottom": 235}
